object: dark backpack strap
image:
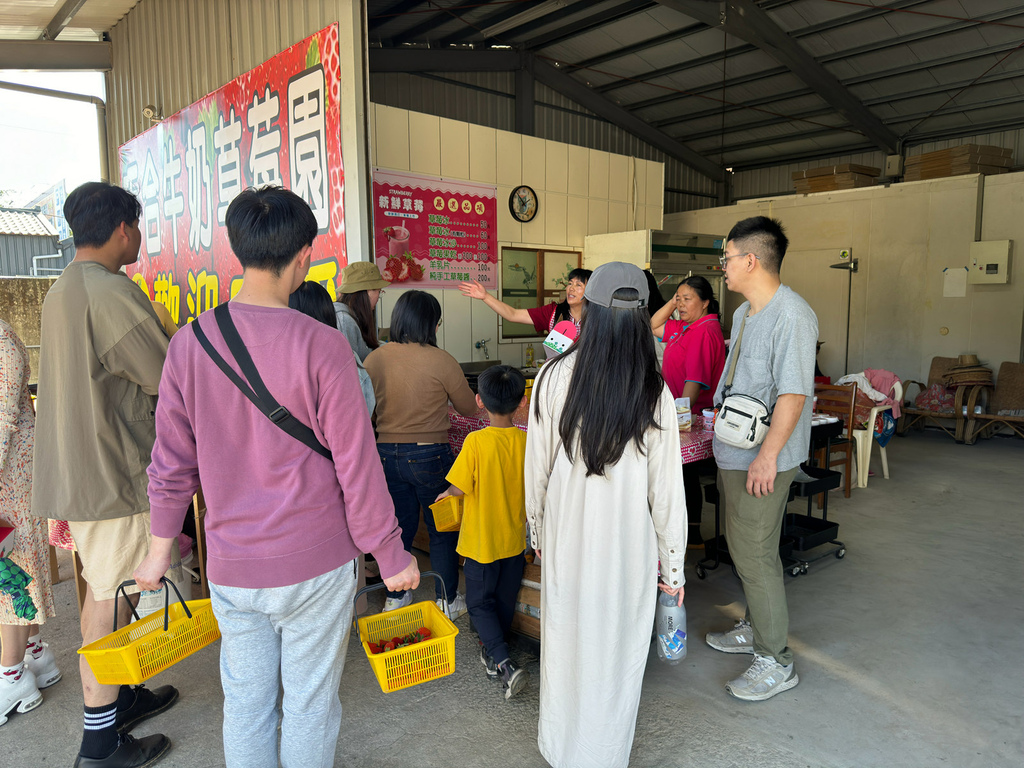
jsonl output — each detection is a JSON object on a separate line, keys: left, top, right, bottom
{"left": 192, "top": 306, "right": 332, "bottom": 461}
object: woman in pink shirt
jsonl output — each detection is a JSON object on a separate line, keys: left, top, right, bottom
{"left": 651, "top": 275, "right": 726, "bottom": 410}
{"left": 650, "top": 275, "right": 726, "bottom": 546}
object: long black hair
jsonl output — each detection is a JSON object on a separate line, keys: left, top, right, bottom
{"left": 390, "top": 290, "right": 441, "bottom": 346}
{"left": 678, "top": 275, "right": 720, "bottom": 317}
{"left": 535, "top": 286, "right": 664, "bottom": 477}
{"left": 340, "top": 291, "right": 380, "bottom": 350}
{"left": 553, "top": 268, "right": 593, "bottom": 323}
{"left": 289, "top": 281, "right": 338, "bottom": 328}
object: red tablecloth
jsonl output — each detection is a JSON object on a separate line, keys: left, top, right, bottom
{"left": 448, "top": 406, "right": 714, "bottom": 464}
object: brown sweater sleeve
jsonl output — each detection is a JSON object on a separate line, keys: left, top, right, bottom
{"left": 442, "top": 352, "right": 480, "bottom": 416}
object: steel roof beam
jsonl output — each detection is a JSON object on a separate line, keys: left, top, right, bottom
{"left": 531, "top": 58, "right": 724, "bottom": 181}
{"left": 368, "top": 47, "right": 520, "bottom": 72}
{"left": 623, "top": 3, "right": 1012, "bottom": 112}
{"left": 387, "top": 0, "right": 597, "bottom": 47}
{"left": 369, "top": 1, "right": 426, "bottom": 34}
{"left": 665, "top": 43, "right": 1024, "bottom": 139}
{"left": 700, "top": 90, "right": 1024, "bottom": 157}
{"left": 0, "top": 39, "right": 112, "bottom": 70}
{"left": 517, "top": 52, "right": 536, "bottom": 135}
{"left": 387, "top": 1, "right": 484, "bottom": 45}
{"left": 40, "top": 0, "right": 89, "bottom": 41}
{"left": 664, "top": 58, "right": 1024, "bottom": 136}
{"left": 656, "top": 0, "right": 899, "bottom": 153}
{"left": 367, "top": 46, "right": 723, "bottom": 181}
{"left": 570, "top": 0, "right": 795, "bottom": 71}
{"left": 598, "top": 0, "right": 929, "bottom": 95}
{"left": 521, "top": 1, "right": 656, "bottom": 51}
{"left": 438, "top": 2, "right": 545, "bottom": 46}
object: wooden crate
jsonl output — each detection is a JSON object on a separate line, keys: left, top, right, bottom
{"left": 512, "top": 561, "right": 541, "bottom": 639}
{"left": 792, "top": 164, "right": 879, "bottom": 193}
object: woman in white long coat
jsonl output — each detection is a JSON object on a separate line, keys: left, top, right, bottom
{"left": 525, "top": 262, "right": 687, "bottom": 768}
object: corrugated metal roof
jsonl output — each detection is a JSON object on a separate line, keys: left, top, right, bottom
{"left": 0, "top": 208, "right": 58, "bottom": 237}
{"left": 367, "top": 0, "right": 1024, "bottom": 177}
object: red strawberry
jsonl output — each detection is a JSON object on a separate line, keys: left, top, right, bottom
{"left": 396, "top": 260, "right": 410, "bottom": 282}
{"left": 381, "top": 267, "right": 396, "bottom": 282}
{"left": 409, "top": 262, "right": 424, "bottom": 281}
{"left": 385, "top": 256, "right": 403, "bottom": 275}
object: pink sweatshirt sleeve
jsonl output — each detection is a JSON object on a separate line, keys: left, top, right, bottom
{"left": 318, "top": 354, "right": 409, "bottom": 581}
{"left": 148, "top": 339, "right": 200, "bottom": 539}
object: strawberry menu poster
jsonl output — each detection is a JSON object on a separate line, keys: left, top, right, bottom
{"left": 372, "top": 170, "right": 497, "bottom": 289}
{"left": 119, "top": 24, "right": 345, "bottom": 325}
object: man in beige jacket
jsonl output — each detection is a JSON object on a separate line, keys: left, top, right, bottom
{"left": 33, "top": 182, "right": 176, "bottom": 768}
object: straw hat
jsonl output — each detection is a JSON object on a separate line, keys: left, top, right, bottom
{"left": 943, "top": 354, "right": 993, "bottom": 387}
{"left": 339, "top": 262, "right": 390, "bottom": 293}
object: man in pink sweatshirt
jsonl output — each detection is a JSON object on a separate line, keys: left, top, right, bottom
{"left": 135, "top": 186, "right": 418, "bottom": 768}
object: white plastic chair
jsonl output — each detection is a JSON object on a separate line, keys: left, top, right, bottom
{"left": 852, "top": 380, "right": 903, "bottom": 488}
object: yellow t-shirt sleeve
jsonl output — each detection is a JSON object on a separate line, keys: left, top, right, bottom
{"left": 446, "top": 432, "right": 477, "bottom": 495}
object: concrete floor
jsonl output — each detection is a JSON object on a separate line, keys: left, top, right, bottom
{"left": 5, "top": 430, "right": 1023, "bottom": 767}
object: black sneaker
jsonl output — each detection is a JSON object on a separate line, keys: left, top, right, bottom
{"left": 479, "top": 645, "right": 499, "bottom": 679}
{"left": 115, "top": 685, "right": 179, "bottom": 735}
{"left": 498, "top": 659, "right": 529, "bottom": 700}
{"left": 73, "top": 733, "right": 171, "bottom": 768}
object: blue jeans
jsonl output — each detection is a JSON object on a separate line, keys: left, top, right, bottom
{"left": 377, "top": 443, "right": 459, "bottom": 602}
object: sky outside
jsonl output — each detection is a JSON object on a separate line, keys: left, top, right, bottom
{"left": 0, "top": 70, "right": 105, "bottom": 202}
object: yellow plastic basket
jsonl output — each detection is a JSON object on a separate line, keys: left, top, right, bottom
{"left": 356, "top": 575, "right": 459, "bottom": 693}
{"left": 429, "top": 495, "right": 463, "bottom": 532}
{"left": 78, "top": 580, "right": 220, "bottom": 686}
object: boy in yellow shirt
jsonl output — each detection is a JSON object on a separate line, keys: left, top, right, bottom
{"left": 436, "top": 365, "right": 530, "bottom": 700}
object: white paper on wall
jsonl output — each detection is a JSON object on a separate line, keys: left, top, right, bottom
{"left": 943, "top": 267, "right": 968, "bottom": 298}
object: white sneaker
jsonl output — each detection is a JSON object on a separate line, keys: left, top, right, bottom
{"left": 706, "top": 619, "right": 755, "bottom": 654}
{"left": 437, "top": 592, "right": 467, "bottom": 620}
{"left": 0, "top": 667, "right": 42, "bottom": 726}
{"left": 25, "top": 643, "right": 61, "bottom": 689}
{"left": 726, "top": 653, "right": 799, "bottom": 701}
{"left": 382, "top": 592, "right": 412, "bottom": 612}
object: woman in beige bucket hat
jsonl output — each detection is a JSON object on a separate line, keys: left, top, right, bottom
{"left": 333, "top": 262, "right": 390, "bottom": 362}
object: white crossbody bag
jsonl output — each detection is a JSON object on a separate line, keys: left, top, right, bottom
{"left": 714, "top": 315, "right": 772, "bottom": 449}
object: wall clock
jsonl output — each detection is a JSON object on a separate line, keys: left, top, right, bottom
{"left": 509, "top": 185, "right": 538, "bottom": 223}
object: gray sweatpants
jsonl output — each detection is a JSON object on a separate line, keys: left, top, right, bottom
{"left": 209, "top": 561, "right": 358, "bottom": 768}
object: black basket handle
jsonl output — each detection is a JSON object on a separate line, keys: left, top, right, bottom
{"left": 351, "top": 570, "right": 447, "bottom": 633}
{"left": 114, "top": 577, "right": 192, "bottom": 634}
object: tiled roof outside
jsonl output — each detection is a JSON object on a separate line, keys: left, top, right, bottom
{"left": 0, "top": 207, "right": 59, "bottom": 237}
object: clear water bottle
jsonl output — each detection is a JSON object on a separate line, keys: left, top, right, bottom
{"left": 655, "top": 590, "right": 687, "bottom": 665}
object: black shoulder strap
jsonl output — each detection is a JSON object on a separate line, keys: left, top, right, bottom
{"left": 191, "top": 304, "right": 332, "bottom": 461}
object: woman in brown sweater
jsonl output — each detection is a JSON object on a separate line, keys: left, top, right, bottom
{"left": 364, "top": 291, "right": 478, "bottom": 618}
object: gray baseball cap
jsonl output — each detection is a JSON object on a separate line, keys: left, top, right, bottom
{"left": 583, "top": 261, "right": 649, "bottom": 309}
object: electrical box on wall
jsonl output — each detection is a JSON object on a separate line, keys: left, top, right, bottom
{"left": 967, "top": 240, "right": 1012, "bottom": 284}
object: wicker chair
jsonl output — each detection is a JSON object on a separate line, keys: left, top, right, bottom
{"left": 964, "top": 362, "right": 1024, "bottom": 444}
{"left": 897, "top": 357, "right": 972, "bottom": 441}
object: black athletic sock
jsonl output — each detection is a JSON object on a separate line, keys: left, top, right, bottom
{"left": 81, "top": 703, "right": 119, "bottom": 759}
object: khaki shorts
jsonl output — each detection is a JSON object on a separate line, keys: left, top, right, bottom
{"left": 68, "top": 513, "right": 151, "bottom": 601}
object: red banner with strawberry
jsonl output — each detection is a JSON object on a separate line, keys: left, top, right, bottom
{"left": 372, "top": 169, "right": 497, "bottom": 289}
{"left": 120, "top": 24, "right": 345, "bottom": 325}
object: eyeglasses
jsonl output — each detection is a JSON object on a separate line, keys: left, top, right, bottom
{"left": 437, "top": 318, "right": 443, "bottom": 327}
{"left": 719, "top": 253, "right": 755, "bottom": 267}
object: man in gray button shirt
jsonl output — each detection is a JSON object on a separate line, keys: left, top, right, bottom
{"left": 705, "top": 216, "right": 818, "bottom": 702}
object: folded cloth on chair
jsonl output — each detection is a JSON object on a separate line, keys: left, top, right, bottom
{"left": 864, "top": 368, "right": 901, "bottom": 419}
{"left": 837, "top": 370, "right": 902, "bottom": 422}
